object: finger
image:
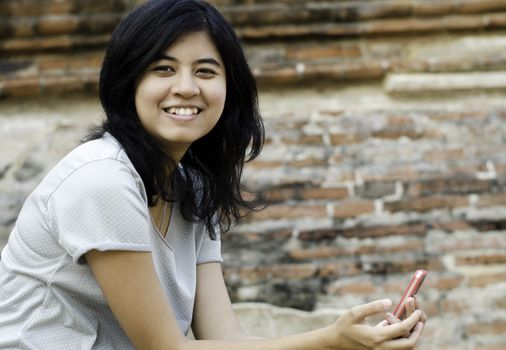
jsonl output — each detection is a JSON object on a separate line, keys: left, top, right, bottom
{"left": 385, "top": 312, "right": 401, "bottom": 325}
{"left": 383, "top": 322, "right": 424, "bottom": 350}
{"left": 345, "top": 299, "right": 392, "bottom": 324}
{"left": 385, "top": 312, "right": 410, "bottom": 338}
{"left": 379, "top": 309, "right": 422, "bottom": 340}
{"left": 376, "top": 319, "right": 389, "bottom": 327}
{"left": 413, "top": 296, "right": 428, "bottom": 324}
{"left": 405, "top": 297, "right": 415, "bottom": 317}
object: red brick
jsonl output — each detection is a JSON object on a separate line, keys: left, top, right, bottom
{"left": 456, "top": 252, "right": 506, "bottom": 266}
{"left": 426, "top": 274, "right": 464, "bottom": 290}
{"left": 477, "top": 193, "right": 506, "bottom": 208}
{"left": 424, "top": 149, "right": 465, "bottom": 161}
{"left": 263, "top": 187, "right": 297, "bottom": 202}
{"left": 285, "top": 44, "right": 361, "bottom": 61}
{"left": 289, "top": 246, "right": 346, "bottom": 260}
{"left": 362, "top": 255, "right": 444, "bottom": 274}
{"left": 37, "top": 16, "right": 79, "bottom": 36}
{"left": 472, "top": 341, "right": 506, "bottom": 350}
{"left": 0, "top": 37, "right": 73, "bottom": 52}
{"left": 326, "top": 280, "right": 377, "bottom": 295}
{"left": 223, "top": 264, "right": 317, "bottom": 283}
{"left": 41, "top": 75, "right": 84, "bottom": 94}
{"left": 223, "top": 229, "right": 292, "bottom": 244}
{"left": 288, "top": 156, "right": 327, "bottom": 168}
{"left": 469, "top": 272, "right": 506, "bottom": 287}
{"left": 427, "top": 110, "right": 488, "bottom": 121}
{"left": 433, "top": 233, "right": 506, "bottom": 253}
{"left": 430, "top": 220, "right": 471, "bottom": 232}
{"left": 299, "top": 187, "right": 349, "bottom": 201}
{"left": 466, "top": 321, "right": 506, "bottom": 336}
{"left": 2, "top": 78, "right": 41, "bottom": 97}
{"left": 248, "top": 203, "right": 327, "bottom": 221}
{"left": 496, "top": 297, "right": 506, "bottom": 310}
{"left": 329, "top": 153, "right": 343, "bottom": 165}
{"left": 340, "top": 61, "right": 386, "bottom": 80}
{"left": 371, "top": 127, "right": 423, "bottom": 140}
{"left": 298, "top": 229, "right": 338, "bottom": 241}
{"left": 38, "top": 52, "right": 103, "bottom": 71}
{"left": 319, "top": 260, "right": 361, "bottom": 277}
{"left": 281, "top": 134, "right": 323, "bottom": 145}
{"left": 333, "top": 200, "right": 375, "bottom": 218}
{"left": 361, "top": 166, "right": 420, "bottom": 182}
{"left": 374, "top": 239, "right": 424, "bottom": 254}
{"left": 384, "top": 195, "right": 469, "bottom": 213}
{"left": 442, "top": 297, "right": 473, "bottom": 314}
{"left": 254, "top": 67, "right": 298, "bottom": 85}
{"left": 46, "top": 0, "right": 76, "bottom": 15}
{"left": 329, "top": 131, "right": 367, "bottom": 145}
{"left": 340, "top": 223, "right": 428, "bottom": 239}
{"left": 387, "top": 115, "right": 415, "bottom": 126}
{"left": 245, "top": 160, "right": 284, "bottom": 170}
{"left": 407, "top": 178, "right": 493, "bottom": 197}
{"left": 11, "top": 21, "right": 35, "bottom": 38}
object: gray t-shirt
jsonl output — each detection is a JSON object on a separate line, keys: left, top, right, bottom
{"left": 0, "top": 133, "right": 222, "bottom": 349}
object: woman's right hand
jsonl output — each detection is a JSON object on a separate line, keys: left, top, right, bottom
{"left": 325, "top": 299, "right": 424, "bottom": 350}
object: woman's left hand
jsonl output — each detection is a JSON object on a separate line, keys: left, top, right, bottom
{"left": 378, "top": 296, "right": 427, "bottom": 338}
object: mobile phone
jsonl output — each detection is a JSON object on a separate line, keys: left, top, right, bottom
{"left": 392, "top": 269, "right": 427, "bottom": 320}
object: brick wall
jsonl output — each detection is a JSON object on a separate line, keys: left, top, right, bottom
{"left": 1, "top": 1, "right": 505, "bottom": 349}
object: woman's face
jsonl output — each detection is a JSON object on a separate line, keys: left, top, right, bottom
{"left": 135, "top": 31, "right": 227, "bottom": 161}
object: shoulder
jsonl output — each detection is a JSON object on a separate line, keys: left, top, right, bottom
{"left": 43, "top": 133, "right": 147, "bottom": 204}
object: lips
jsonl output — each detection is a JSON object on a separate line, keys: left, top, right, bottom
{"left": 162, "top": 106, "right": 202, "bottom": 121}
{"left": 163, "top": 107, "right": 200, "bottom": 116}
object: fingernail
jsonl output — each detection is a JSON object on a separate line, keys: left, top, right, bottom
{"left": 416, "top": 322, "right": 424, "bottom": 331}
{"left": 382, "top": 299, "right": 392, "bottom": 309}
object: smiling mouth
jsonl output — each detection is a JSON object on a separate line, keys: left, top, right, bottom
{"left": 163, "top": 107, "right": 201, "bottom": 116}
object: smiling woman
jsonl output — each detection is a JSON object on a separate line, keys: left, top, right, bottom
{"left": 134, "top": 31, "right": 227, "bottom": 161}
{"left": 0, "top": 1, "right": 426, "bottom": 349}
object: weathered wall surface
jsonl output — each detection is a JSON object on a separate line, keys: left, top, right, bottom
{"left": 1, "top": 1, "right": 506, "bottom": 349}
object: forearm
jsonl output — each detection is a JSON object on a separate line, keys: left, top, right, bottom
{"left": 184, "top": 326, "right": 333, "bottom": 350}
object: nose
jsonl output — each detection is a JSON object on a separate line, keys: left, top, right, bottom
{"left": 172, "top": 71, "right": 200, "bottom": 97}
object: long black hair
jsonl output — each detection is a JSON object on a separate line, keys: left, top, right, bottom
{"left": 86, "top": 0, "right": 264, "bottom": 239}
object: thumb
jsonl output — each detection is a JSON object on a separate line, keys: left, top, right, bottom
{"left": 346, "top": 299, "right": 392, "bottom": 324}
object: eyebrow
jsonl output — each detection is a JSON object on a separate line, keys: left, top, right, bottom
{"left": 155, "top": 54, "right": 222, "bottom": 68}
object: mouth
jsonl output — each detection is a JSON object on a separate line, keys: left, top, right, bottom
{"left": 163, "top": 107, "right": 202, "bottom": 118}
{"left": 162, "top": 106, "right": 202, "bottom": 122}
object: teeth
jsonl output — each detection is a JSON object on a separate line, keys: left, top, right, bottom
{"left": 167, "top": 107, "right": 199, "bottom": 115}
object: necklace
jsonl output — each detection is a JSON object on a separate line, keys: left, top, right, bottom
{"left": 159, "top": 200, "right": 168, "bottom": 232}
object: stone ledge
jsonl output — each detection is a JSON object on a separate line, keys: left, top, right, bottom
{"left": 385, "top": 71, "right": 506, "bottom": 94}
{"left": 0, "top": 74, "right": 99, "bottom": 98}
{"left": 220, "top": 0, "right": 506, "bottom": 27}
{"left": 236, "top": 12, "right": 506, "bottom": 39}
{"left": 232, "top": 302, "right": 342, "bottom": 337}
{"left": 0, "top": 35, "right": 110, "bottom": 54}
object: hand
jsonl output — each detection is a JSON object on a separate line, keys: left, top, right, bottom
{"left": 384, "top": 296, "right": 428, "bottom": 338}
{"left": 326, "top": 299, "right": 424, "bottom": 350}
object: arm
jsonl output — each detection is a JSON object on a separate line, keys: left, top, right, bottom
{"left": 192, "top": 262, "right": 259, "bottom": 340}
{"left": 87, "top": 249, "right": 424, "bottom": 350}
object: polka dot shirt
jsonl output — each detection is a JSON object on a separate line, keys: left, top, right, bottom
{"left": 0, "top": 133, "right": 222, "bottom": 349}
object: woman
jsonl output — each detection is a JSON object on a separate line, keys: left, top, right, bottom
{"left": 0, "top": 0, "right": 426, "bottom": 349}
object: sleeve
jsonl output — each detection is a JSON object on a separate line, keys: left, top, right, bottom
{"left": 196, "top": 223, "right": 223, "bottom": 265}
{"left": 47, "top": 159, "right": 152, "bottom": 264}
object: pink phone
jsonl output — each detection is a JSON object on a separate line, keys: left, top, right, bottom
{"left": 392, "top": 269, "right": 427, "bottom": 320}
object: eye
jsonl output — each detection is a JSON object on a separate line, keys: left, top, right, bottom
{"left": 196, "top": 67, "right": 218, "bottom": 77}
{"left": 152, "top": 65, "right": 175, "bottom": 74}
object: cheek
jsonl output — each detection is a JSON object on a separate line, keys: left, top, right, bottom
{"left": 135, "top": 77, "right": 164, "bottom": 109}
{"left": 209, "top": 82, "right": 227, "bottom": 113}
